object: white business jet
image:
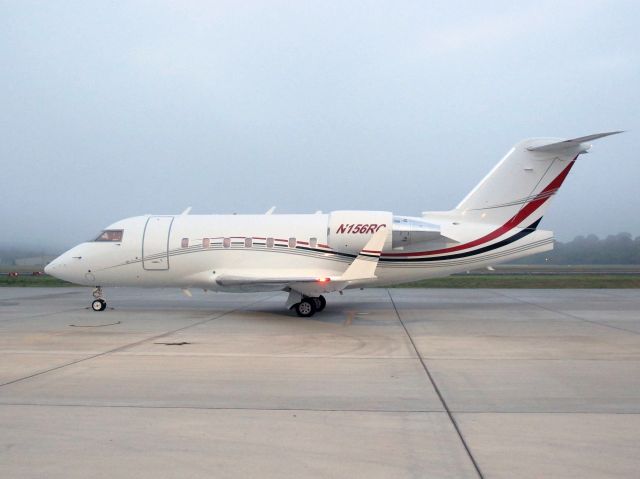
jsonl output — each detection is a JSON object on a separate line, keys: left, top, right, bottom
{"left": 46, "top": 132, "right": 620, "bottom": 316}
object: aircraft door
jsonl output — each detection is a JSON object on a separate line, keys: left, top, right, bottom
{"left": 142, "top": 216, "right": 174, "bottom": 270}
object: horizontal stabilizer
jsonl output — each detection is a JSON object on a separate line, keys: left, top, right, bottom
{"left": 526, "top": 131, "right": 623, "bottom": 153}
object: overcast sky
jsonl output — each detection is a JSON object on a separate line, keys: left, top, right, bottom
{"left": 1, "top": 0, "right": 638, "bottom": 251}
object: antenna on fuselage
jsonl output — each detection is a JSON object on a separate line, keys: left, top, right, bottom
{"left": 180, "top": 206, "right": 192, "bottom": 215}
{"left": 265, "top": 206, "right": 276, "bottom": 215}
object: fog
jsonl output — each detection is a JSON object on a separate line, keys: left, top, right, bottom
{"left": 1, "top": 1, "right": 638, "bottom": 252}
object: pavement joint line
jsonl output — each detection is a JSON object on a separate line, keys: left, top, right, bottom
{"left": 0, "top": 307, "right": 88, "bottom": 322}
{"left": 4, "top": 351, "right": 640, "bottom": 361}
{"left": 387, "top": 289, "right": 485, "bottom": 479}
{"left": 491, "top": 290, "right": 640, "bottom": 336}
{"left": 0, "top": 351, "right": 420, "bottom": 359}
{"left": 590, "top": 289, "right": 640, "bottom": 300}
{"left": 0, "top": 290, "right": 82, "bottom": 302}
{"left": 0, "top": 293, "right": 279, "bottom": 389}
{"left": 601, "top": 289, "right": 640, "bottom": 299}
{"left": 0, "top": 402, "right": 444, "bottom": 413}
{"left": 3, "top": 350, "right": 639, "bottom": 361}
{"left": 1, "top": 402, "right": 639, "bottom": 415}
{"left": 447, "top": 410, "right": 640, "bottom": 415}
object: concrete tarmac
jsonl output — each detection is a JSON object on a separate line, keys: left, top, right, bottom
{"left": 0, "top": 287, "right": 639, "bottom": 478}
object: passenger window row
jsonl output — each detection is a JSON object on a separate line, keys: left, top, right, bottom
{"left": 180, "top": 237, "right": 318, "bottom": 249}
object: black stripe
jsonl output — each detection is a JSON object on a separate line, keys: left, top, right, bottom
{"left": 106, "top": 218, "right": 543, "bottom": 270}
{"left": 297, "top": 245, "right": 356, "bottom": 259}
{"left": 382, "top": 238, "right": 552, "bottom": 269}
{"left": 380, "top": 218, "right": 543, "bottom": 262}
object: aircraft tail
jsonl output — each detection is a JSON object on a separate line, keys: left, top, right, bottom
{"left": 450, "top": 132, "right": 621, "bottom": 228}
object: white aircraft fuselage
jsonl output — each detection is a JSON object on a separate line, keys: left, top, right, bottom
{"left": 45, "top": 132, "right": 620, "bottom": 316}
{"left": 46, "top": 211, "right": 551, "bottom": 289}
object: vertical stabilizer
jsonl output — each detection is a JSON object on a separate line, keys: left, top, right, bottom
{"left": 450, "top": 132, "right": 621, "bottom": 228}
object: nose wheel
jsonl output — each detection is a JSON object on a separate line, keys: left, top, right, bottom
{"left": 91, "top": 299, "right": 107, "bottom": 311}
{"left": 91, "top": 287, "right": 107, "bottom": 311}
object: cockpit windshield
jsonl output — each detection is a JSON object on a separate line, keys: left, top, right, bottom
{"left": 94, "top": 230, "right": 124, "bottom": 242}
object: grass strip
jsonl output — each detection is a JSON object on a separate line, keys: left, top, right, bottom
{"left": 2, "top": 274, "right": 640, "bottom": 288}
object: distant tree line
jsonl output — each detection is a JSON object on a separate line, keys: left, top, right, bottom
{"left": 513, "top": 233, "right": 640, "bottom": 265}
{"left": 2, "top": 232, "right": 640, "bottom": 265}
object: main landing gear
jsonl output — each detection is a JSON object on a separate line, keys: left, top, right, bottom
{"left": 91, "top": 286, "right": 107, "bottom": 312}
{"left": 292, "top": 295, "right": 326, "bottom": 318}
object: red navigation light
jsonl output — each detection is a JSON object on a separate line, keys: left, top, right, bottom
{"left": 317, "top": 277, "right": 330, "bottom": 283}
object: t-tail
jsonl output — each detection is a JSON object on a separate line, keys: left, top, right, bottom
{"left": 453, "top": 131, "right": 622, "bottom": 228}
{"left": 422, "top": 131, "right": 622, "bottom": 264}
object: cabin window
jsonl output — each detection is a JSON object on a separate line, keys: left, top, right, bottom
{"left": 289, "top": 237, "right": 296, "bottom": 248}
{"left": 181, "top": 238, "right": 189, "bottom": 248}
{"left": 223, "top": 238, "right": 231, "bottom": 248}
{"left": 266, "top": 238, "right": 274, "bottom": 248}
{"left": 245, "top": 238, "right": 252, "bottom": 248}
{"left": 309, "top": 237, "right": 317, "bottom": 248}
{"left": 94, "top": 230, "right": 123, "bottom": 242}
{"left": 203, "top": 238, "right": 210, "bottom": 248}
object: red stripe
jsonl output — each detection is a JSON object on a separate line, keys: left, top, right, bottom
{"left": 383, "top": 160, "right": 576, "bottom": 258}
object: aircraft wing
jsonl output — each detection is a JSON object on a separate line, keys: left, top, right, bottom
{"left": 215, "top": 275, "right": 323, "bottom": 291}
{"left": 214, "top": 227, "right": 388, "bottom": 295}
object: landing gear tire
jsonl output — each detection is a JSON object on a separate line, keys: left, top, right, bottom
{"left": 295, "top": 299, "right": 316, "bottom": 318}
{"left": 313, "top": 295, "right": 327, "bottom": 312}
{"left": 91, "top": 299, "right": 106, "bottom": 312}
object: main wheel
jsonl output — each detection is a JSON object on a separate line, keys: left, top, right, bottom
{"left": 91, "top": 299, "right": 106, "bottom": 311}
{"left": 313, "top": 295, "right": 327, "bottom": 312}
{"left": 295, "top": 299, "right": 316, "bottom": 318}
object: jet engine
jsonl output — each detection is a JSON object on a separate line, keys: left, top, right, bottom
{"left": 391, "top": 216, "right": 444, "bottom": 249}
{"left": 327, "top": 211, "right": 447, "bottom": 253}
{"left": 327, "top": 210, "right": 393, "bottom": 253}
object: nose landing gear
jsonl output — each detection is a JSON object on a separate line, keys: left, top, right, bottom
{"left": 91, "top": 287, "right": 107, "bottom": 311}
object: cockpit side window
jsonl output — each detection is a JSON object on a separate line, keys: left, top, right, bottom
{"left": 94, "top": 230, "right": 124, "bottom": 242}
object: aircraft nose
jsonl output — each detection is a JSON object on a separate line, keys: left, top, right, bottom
{"left": 44, "top": 256, "right": 63, "bottom": 277}
{"left": 44, "top": 245, "right": 98, "bottom": 285}
{"left": 44, "top": 251, "right": 87, "bottom": 283}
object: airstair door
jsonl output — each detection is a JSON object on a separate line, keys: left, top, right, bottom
{"left": 142, "top": 216, "right": 174, "bottom": 270}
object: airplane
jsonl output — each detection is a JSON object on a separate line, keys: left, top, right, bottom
{"left": 45, "top": 132, "right": 621, "bottom": 317}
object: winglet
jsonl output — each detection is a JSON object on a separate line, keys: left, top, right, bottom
{"left": 340, "top": 227, "right": 387, "bottom": 281}
{"left": 527, "top": 131, "right": 623, "bottom": 153}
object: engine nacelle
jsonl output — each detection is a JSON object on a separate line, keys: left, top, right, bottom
{"left": 327, "top": 210, "right": 392, "bottom": 254}
{"left": 327, "top": 211, "right": 448, "bottom": 254}
{"left": 391, "top": 216, "right": 443, "bottom": 249}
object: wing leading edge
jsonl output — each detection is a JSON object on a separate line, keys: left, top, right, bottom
{"left": 214, "top": 227, "right": 388, "bottom": 296}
